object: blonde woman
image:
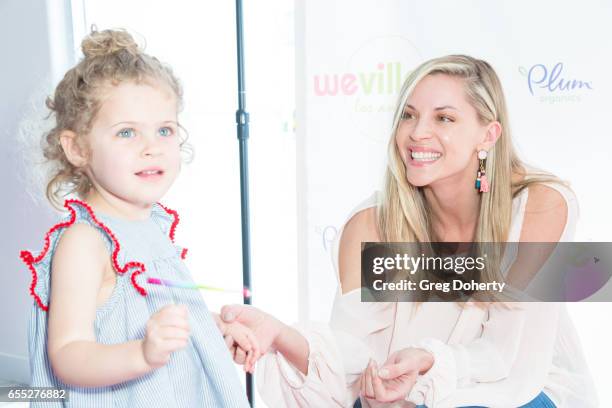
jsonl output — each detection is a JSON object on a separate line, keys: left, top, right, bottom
{"left": 218, "top": 55, "right": 597, "bottom": 407}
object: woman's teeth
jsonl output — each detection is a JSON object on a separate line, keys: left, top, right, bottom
{"left": 411, "top": 151, "right": 442, "bottom": 161}
{"left": 137, "top": 170, "right": 162, "bottom": 175}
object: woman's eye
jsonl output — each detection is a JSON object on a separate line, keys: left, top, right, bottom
{"left": 159, "top": 127, "right": 174, "bottom": 137}
{"left": 439, "top": 115, "right": 454, "bottom": 123}
{"left": 401, "top": 111, "right": 414, "bottom": 120}
{"left": 117, "top": 128, "right": 135, "bottom": 138}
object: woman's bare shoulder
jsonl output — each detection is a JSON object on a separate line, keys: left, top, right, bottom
{"left": 337, "top": 207, "right": 380, "bottom": 294}
{"left": 520, "top": 183, "right": 568, "bottom": 242}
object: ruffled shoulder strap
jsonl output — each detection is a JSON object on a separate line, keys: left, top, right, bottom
{"left": 154, "top": 202, "right": 188, "bottom": 259}
{"left": 19, "top": 199, "right": 148, "bottom": 312}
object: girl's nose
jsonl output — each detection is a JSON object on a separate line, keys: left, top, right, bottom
{"left": 141, "top": 133, "right": 164, "bottom": 157}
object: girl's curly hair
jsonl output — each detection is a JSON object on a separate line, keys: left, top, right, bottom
{"left": 43, "top": 28, "right": 184, "bottom": 209}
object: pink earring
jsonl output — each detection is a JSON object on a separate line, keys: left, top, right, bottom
{"left": 475, "top": 150, "right": 489, "bottom": 193}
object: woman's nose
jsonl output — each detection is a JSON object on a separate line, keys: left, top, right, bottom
{"left": 409, "top": 119, "right": 434, "bottom": 142}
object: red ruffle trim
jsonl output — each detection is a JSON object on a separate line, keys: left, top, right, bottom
{"left": 156, "top": 202, "right": 188, "bottom": 260}
{"left": 19, "top": 199, "right": 187, "bottom": 312}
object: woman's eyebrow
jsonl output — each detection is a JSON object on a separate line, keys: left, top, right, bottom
{"left": 404, "top": 104, "right": 458, "bottom": 111}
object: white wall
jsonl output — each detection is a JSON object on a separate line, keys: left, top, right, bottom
{"left": 0, "top": 0, "right": 74, "bottom": 384}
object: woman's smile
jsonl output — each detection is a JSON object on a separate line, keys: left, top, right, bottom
{"left": 407, "top": 147, "right": 443, "bottom": 167}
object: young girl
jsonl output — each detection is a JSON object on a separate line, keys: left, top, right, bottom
{"left": 19, "top": 28, "right": 256, "bottom": 407}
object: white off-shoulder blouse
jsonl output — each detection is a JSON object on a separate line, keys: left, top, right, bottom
{"left": 256, "top": 181, "right": 597, "bottom": 408}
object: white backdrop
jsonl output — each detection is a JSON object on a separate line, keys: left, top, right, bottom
{"left": 4, "top": 1, "right": 611, "bottom": 406}
{"left": 296, "top": 1, "right": 612, "bottom": 405}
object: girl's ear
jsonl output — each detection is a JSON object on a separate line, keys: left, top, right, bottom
{"left": 59, "top": 130, "right": 88, "bottom": 167}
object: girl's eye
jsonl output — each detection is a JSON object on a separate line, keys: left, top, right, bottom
{"left": 117, "top": 128, "right": 135, "bottom": 138}
{"left": 159, "top": 127, "right": 174, "bottom": 137}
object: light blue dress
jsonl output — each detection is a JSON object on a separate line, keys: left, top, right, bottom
{"left": 21, "top": 199, "right": 249, "bottom": 407}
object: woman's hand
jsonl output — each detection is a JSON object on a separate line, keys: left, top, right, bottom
{"left": 213, "top": 305, "right": 287, "bottom": 372}
{"left": 360, "top": 347, "right": 434, "bottom": 403}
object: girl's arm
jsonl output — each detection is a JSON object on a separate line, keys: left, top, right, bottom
{"left": 47, "top": 224, "right": 189, "bottom": 387}
{"left": 47, "top": 223, "right": 155, "bottom": 387}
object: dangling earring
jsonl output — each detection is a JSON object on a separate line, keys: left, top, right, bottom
{"left": 475, "top": 150, "right": 489, "bottom": 193}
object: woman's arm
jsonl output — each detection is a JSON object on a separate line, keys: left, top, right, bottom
{"left": 273, "top": 324, "right": 310, "bottom": 374}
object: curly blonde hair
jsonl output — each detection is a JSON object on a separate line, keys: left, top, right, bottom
{"left": 43, "top": 28, "right": 184, "bottom": 209}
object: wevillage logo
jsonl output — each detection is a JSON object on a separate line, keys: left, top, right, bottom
{"left": 309, "top": 36, "right": 421, "bottom": 142}
{"left": 312, "top": 62, "right": 412, "bottom": 117}
{"left": 313, "top": 62, "right": 406, "bottom": 97}
{"left": 520, "top": 62, "right": 593, "bottom": 104}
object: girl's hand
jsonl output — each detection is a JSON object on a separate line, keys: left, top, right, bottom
{"left": 221, "top": 304, "right": 286, "bottom": 352}
{"left": 222, "top": 321, "right": 261, "bottom": 373}
{"left": 142, "top": 304, "right": 191, "bottom": 369}
{"left": 216, "top": 306, "right": 310, "bottom": 375}
{"left": 360, "top": 348, "right": 433, "bottom": 403}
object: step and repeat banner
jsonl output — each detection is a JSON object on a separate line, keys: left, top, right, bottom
{"left": 296, "top": 0, "right": 611, "bottom": 323}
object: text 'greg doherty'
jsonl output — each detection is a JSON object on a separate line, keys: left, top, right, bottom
{"left": 372, "top": 253, "right": 487, "bottom": 275}
{"left": 372, "top": 279, "right": 507, "bottom": 293}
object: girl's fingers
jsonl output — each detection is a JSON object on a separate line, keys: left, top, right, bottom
{"left": 251, "top": 350, "right": 262, "bottom": 373}
{"left": 231, "top": 346, "right": 239, "bottom": 363}
{"left": 228, "top": 327, "right": 252, "bottom": 352}
{"left": 243, "top": 350, "right": 251, "bottom": 372}
{"left": 247, "top": 348, "right": 261, "bottom": 373}
{"left": 224, "top": 334, "right": 234, "bottom": 350}
{"left": 155, "top": 309, "right": 190, "bottom": 328}
{"left": 242, "top": 330, "right": 256, "bottom": 370}
{"left": 235, "top": 346, "right": 247, "bottom": 365}
{"left": 247, "top": 330, "right": 260, "bottom": 368}
{"left": 156, "top": 326, "right": 190, "bottom": 341}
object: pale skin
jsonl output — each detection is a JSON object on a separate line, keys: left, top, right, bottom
{"left": 219, "top": 73, "right": 568, "bottom": 404}
{"left": 47, "top": 79, "right": 258, "bottom": 387}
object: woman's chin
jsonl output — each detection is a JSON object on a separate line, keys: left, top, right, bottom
{"left": 405, "top": 174, "right": 433, "bottom": 188}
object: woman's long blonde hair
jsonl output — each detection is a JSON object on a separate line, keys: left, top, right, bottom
{"left": 377, "top": 55, "right": 569, "bottom": 303}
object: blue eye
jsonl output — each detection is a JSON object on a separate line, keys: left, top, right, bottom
{"left": 159, "top": 127, "right": 174, "bottom": 137}
{"left": 117, "top": 128, "right": 135, "bottom": 138}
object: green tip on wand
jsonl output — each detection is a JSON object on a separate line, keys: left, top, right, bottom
{"left": 147, "top": 277, "right": 251, "bottom": 298}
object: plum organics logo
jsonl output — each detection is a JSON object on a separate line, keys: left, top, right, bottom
{"left": 520, "top": 62, "right": 593, "bottom": 104}
{"left": 310, "top": 36, "right": 421, "bottom": 143}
